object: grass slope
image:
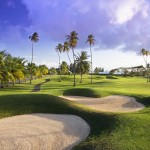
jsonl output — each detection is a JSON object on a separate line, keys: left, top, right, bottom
{"left": 0, "top": 75, "right": 150, "bottom": 150}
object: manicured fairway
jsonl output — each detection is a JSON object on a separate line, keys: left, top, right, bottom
{"left": 0, "top": 75, "right": 150, "bottom": 150}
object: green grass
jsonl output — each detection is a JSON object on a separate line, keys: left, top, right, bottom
{"left": 0, "top": 75, "right": 150, "bottom": 150}
{"left": 106, "top": 75, "right": 119, "bottom": 79}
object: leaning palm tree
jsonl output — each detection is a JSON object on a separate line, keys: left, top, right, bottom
{"left": 29, "top": 32, "right": 39, "bottom": 83}
{"left": 55, "top": 43, "right": 63, "bottom": 82}
{"left": 63, "top": 41, "right": 72, "bottom": 64}
{"left": 141, "top": 48, "right": 150, "bottom": 82}
{"left": 86, "top": 34, "right": 95, "bottom": 83}
{"left": 66, "top": 31, "right": 79, "bottom": 86}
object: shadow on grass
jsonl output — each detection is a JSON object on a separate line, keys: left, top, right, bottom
{"left": 80, "top": 81, "right": 116, "bottom": 87}
{"left": 1, "top": 94, "right": 150, "bottom": 149}
{"left": 0, "top": 94, "right": 118, "bottom": 136}
{"left": 133, "top": 96, "right": 150, "bottom": 112}
{"left": 106, "top": 75, "right": 119, "bottom": 79}
{"left": 63, "top": 88, "right": 109, "bottom": 98}
{"left": 32, "top": 81, "right": 47, "bottom": 92}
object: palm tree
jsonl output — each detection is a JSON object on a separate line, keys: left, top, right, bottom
{"left": 63, "top": 41, "right": 72, "bottom": 64}
{"left": 55, "top": 43, "right": 63, "bottom": 82}
{"left": 141, "top": 49, "right": 149, "bottom": 67}
{"left": 11, "top": 57, "right": 26, "bottom": 83}
{"left": 0, "top": 50, "right": 8, "bottom": 88}
{"left": 141, "top": 48, "right": 150, "bottom": 82}
{"left": 29, "top": 32, "right": 39, "bottom": 83}
{"left": 39, "top": 65, "right": 49, "bottom": 77}
{"left": 66, "top": 31, "right": 79, "bottom": 86}
{"left": 0, "top": 51, "right": 15, "bottom": 87}
{"left": 0, "top": 51, "right": 7, "bottom": 86}
{"left": 76, "top": 51, "right": 90, "bottom": 83}
{"left": 86, "top": 34, "right": 95, "bottom": 83}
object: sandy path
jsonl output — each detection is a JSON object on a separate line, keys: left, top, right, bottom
{"left": 60, "top": 95, "right": 145, "bottom": 112}
{"left": 0, "top": 114, "right": 90, "bottom": 150}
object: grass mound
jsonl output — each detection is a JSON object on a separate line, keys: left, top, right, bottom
{"left": 106, "top": 75, "right": 119, "bottom": 79}
{"left": 94, "top": 75, "right": 106, "bottom": 79}
{"left": 63, "top": 88, "right": 101, "bottom": 98}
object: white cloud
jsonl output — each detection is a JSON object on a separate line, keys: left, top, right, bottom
{"left": 3, "top": 0, "right": 150, "bottom": 56}
{"left": 35, "top": 61, "right": 58, "bottom": 68}
{"left": 108, "top": 0, "right": 149, "bottom": 24}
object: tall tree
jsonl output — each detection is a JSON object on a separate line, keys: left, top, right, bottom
{"left": 76, "top": 51, "right": 90, "bottom": 83}
{"left": 141, "top": 48, "right": 150, "bottom": 82}
{"left": 66, "top": 31, "right": 79, "bottom": 86}
{"left": 86, "top": 34, "right": 95, "bottom": 83}
{"left": 55, "top": 43, "right": 63, "bottom": 82}
{"left": 63, "top": 42, "right": 71, "bottom": 64}
{"left": 29, "top": 32, "right": 39, "bottom": 83}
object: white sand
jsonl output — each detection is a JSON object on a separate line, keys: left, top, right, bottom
{"left": 60, "top": 95, "right": 145, "bottom": 112}
{"left": 0, "top": 114, "right": 90, "bottom": 150}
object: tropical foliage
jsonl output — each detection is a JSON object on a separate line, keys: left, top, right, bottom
{"left": 76, "top": 51, "right": 90, "bottom": 83}
{"left": 0, "top": 50, "right": 49, "bottom": 88}
{"left": 60, "top": 61, "right": 69, "bottom": 75}
{"left": 63, "top": 41, "right": 71, "bottom": 64}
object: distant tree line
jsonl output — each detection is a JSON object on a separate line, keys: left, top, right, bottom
{"left": 108, "top": 48, "right": 150, "bottom": 83}
{"left": 109, "top": 65, "right": 147, "bottom": 77}
{"left": 94, "top": 67, "right": 104, "bottom": 74}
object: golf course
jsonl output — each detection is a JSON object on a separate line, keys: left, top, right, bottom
{"left": 0, "top": 75, "right": 150, "bottom": 150}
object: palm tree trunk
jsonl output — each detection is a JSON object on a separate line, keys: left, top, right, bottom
{"left": 80, "top": 73, "right": 83, "bottom": 83}
{"left": 1, "top": 79, "right": 4, "bottom": 88}
{"left": 90, "top": 44, "right": 93, "bottom": 83}
{"left": 143, "top": 55, "right": 149, "bottom": 83}
{"left": 72, "top": 48, "right": 76, "bottom": 86}
{"left": 67, "top": 52, "right": 72, "bottom": 64}
{"left": 80, "top": 62, "right": 82, "bottom": 83}
{"left": 6, "top": 80, "right": 9, "bottom": 87}
{"left": 143, "top": 55, "right": 147, "bottom": 67}
{"left": 30, "top": 41, "right": 33, "bottom": 84}
{"left": 58, "top": 52, "right": 61, "bottom": 82}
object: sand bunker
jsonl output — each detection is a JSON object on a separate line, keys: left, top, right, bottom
{"left": 0, "top": 114, "right": 90, "bottom": 150}
{"left": 60, "top": 95, "right": 145, "bottom": 112}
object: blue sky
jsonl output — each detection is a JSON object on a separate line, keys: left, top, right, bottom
{"left": 0, "top": 0, "right": 150, "bottom": 71}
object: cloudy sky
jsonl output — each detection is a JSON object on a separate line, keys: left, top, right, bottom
{"left": 0, "top": 0, "right": 150, "bottom": 71}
